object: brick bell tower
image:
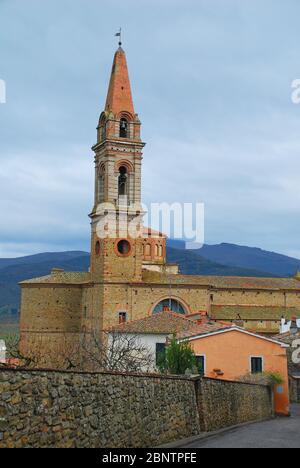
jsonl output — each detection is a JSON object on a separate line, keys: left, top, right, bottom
{"left": 90, "top": 45, "right": 145, "bottom": 282}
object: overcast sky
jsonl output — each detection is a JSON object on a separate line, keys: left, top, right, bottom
{"left": 0, "top": 0, "right": 300, "bottom": 258}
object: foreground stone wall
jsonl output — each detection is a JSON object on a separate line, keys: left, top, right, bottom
{"left": 0, "top": 369, "right": 200, "bottom": 448}
{"left": 290, "top": 377, "right": 300, "bottom": 404}
{"left": 197, "top": 377, "right": 273, "bottom": 432}
{"left": 0, "top": 369, "right": 273, "bottom": 448}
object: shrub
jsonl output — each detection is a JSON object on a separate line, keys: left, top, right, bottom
{"left": 158, "top": 336, "right": 197, "bottom": 375}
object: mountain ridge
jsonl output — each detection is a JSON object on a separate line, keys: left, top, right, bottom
{"left": 0, "top": 243, "right": 299, "bottom": 316}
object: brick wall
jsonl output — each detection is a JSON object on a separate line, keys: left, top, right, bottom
{"left": 0, "top": 369, "right": 273, "bottom": 448}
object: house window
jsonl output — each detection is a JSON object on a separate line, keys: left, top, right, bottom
{"left": 156, "top": 343, "right": 166, "bottom": 366}
{"left": 119, "top": 312, "right": 127, "bottom": 324}
{"left": 195, "top": 355, "right": 205, "bottom": 376}
{"left": 251, "top": 357, "right": 263, "bottom": 374}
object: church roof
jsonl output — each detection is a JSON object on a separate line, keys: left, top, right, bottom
{"left": 20, "top": 271, "right": 91, "bottom": 285}
{"left": 142, "top": 270, "right": 300, "bottom": 291}
{"left": 105, "top": 47, "right": 135, "bottom": 116}
{"left": 211, "top": 305, "right": 300, "bottom": 320}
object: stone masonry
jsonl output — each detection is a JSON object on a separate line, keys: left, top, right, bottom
{"left": 0, "top": 369, "right": 273, "bottom": 448}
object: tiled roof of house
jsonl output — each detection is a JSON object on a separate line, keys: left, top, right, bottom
{"left": 106, "top": 311, "right": 203, "bottom": 335}
{"left": 177, "top": 326, "right": 289, "bottom": 348}
{"left": 175, "top": 322, "right": 232, "bottom": 340}
{"left": 211, "top": 305, "right": 300, "bottom": 320}
{"left": 271, "top": 330, "right": 300, "bottom": 343}
{"left": 142, "top": 271, "right": 300, "bottom": 290}
{"left": 20, "top": 271, "right": 91, "bottom": 285}
{"left": 106, "top": 311, "right": 230, "bottom": 337}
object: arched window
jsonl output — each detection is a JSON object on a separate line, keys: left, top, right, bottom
{"left": 120, "top": 118, "right": 128, "bottom": 138}
{"left": 159, "top": 245, "right": 163, "bottom": 257}
{"left": 155, "top": 245, "right": 159, "bottom": 257}
{"left": 95, "top": 241, "right": 101, "bottom": 256}
{"left": 101, "top": 122, "right": 106, "bottom": 141}
{"left": 118, "top": 166, "right": 128, "bottom": 197}
{"left": 153, "top": 299, "right": 186, "bottom": 315}
{"left": 99, "top": 115, "right": 106, "bottom": 142}
{"left": 98, "top": 164, "right": 105, "bottom": 203}
{"left": 144, "top": 244, "right": 151, "bottom": 257}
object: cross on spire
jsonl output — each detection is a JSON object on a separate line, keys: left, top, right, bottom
{"left": 115, "top": 28, "right": 122, "bottom": 47}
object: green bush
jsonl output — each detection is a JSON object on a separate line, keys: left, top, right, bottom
{"left": 237, "top": 371, "right": 284, "bottom": 386}
{"left": 158, "top": 336, "right": 197, "bottom": 375}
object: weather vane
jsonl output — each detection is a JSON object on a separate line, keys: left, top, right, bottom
{"left": 115, "top": 28, "right": 122, "bottom": 47}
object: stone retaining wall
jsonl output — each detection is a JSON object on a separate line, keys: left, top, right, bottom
{"left": 197, "top": 377, "right": 273, "bottom": 432}
{"left": 0, "top": 369, "right": 200, "bottom": 448}
{"left": 0, "top": 369, "right": 273, "bottom": 448}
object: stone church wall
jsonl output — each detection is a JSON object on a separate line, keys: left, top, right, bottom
{"left": 20, "top": 285, "right": 83, "bottom": 362}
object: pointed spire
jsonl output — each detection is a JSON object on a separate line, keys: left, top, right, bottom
{"left": 105, "top": 47, "right": 135, "bottom": 116}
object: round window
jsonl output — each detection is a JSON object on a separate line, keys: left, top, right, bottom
{"left": 117, "top": 239, "right": 131, "bottom": 256}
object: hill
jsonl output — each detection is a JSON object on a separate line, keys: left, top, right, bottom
{"left": 0, "top": 252, "right": 90, "bottom": 314}
{"left": 198, "top": 243, "right": 300, "bottom": 277}
{"left": 167, "top": 247, "right": 277, "bottom": 277}
{"left": 0, "top": 245, "right": 288, "bottom": 316}
{"left": 167, "top": 240, "right": 300, "bottom": 277}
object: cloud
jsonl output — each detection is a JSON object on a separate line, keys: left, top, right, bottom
{"left": 0, "top": 0, "right": 300, "bottom": 258}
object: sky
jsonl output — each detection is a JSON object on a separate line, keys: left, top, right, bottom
{"left": 0, "top": 0, "right": 300, "bottom": 258}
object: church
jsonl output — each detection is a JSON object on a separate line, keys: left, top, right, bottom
{"left": 19, "top": 45, "right": 300, "bottom": 364}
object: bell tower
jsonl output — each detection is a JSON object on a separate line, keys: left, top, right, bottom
{"left": 90, "top": 46, "right": 145, "bottom": 282}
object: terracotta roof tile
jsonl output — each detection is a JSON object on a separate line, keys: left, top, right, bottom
{"left": 176, "top": 322, "right": 232, "bottom": 340}
{"left": 106, "top": 311, "right": 230, "bottom": 338}
{"left": 142, "top": 271, "right": 300, "bottom": 290}
{"left": 20, "top": 271, "right": 91, "bottom": 285}
{"left": 105, "top": 311, "right": 199, "bottom": 335}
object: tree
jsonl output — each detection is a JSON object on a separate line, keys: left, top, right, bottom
{"left": 0, "top": 331, "right": 154, "bottom": 374}
{"left": 0, "top": 334, "right": 35, "bottom": 368}
{"left": 0, "top": 333, "right": 81, "bottom": 370}
{"left": 81, "top": 331, "right": 154, "bottom": 373}
{"left": 158, "top": 336, "right": 197, "bottom": 375}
